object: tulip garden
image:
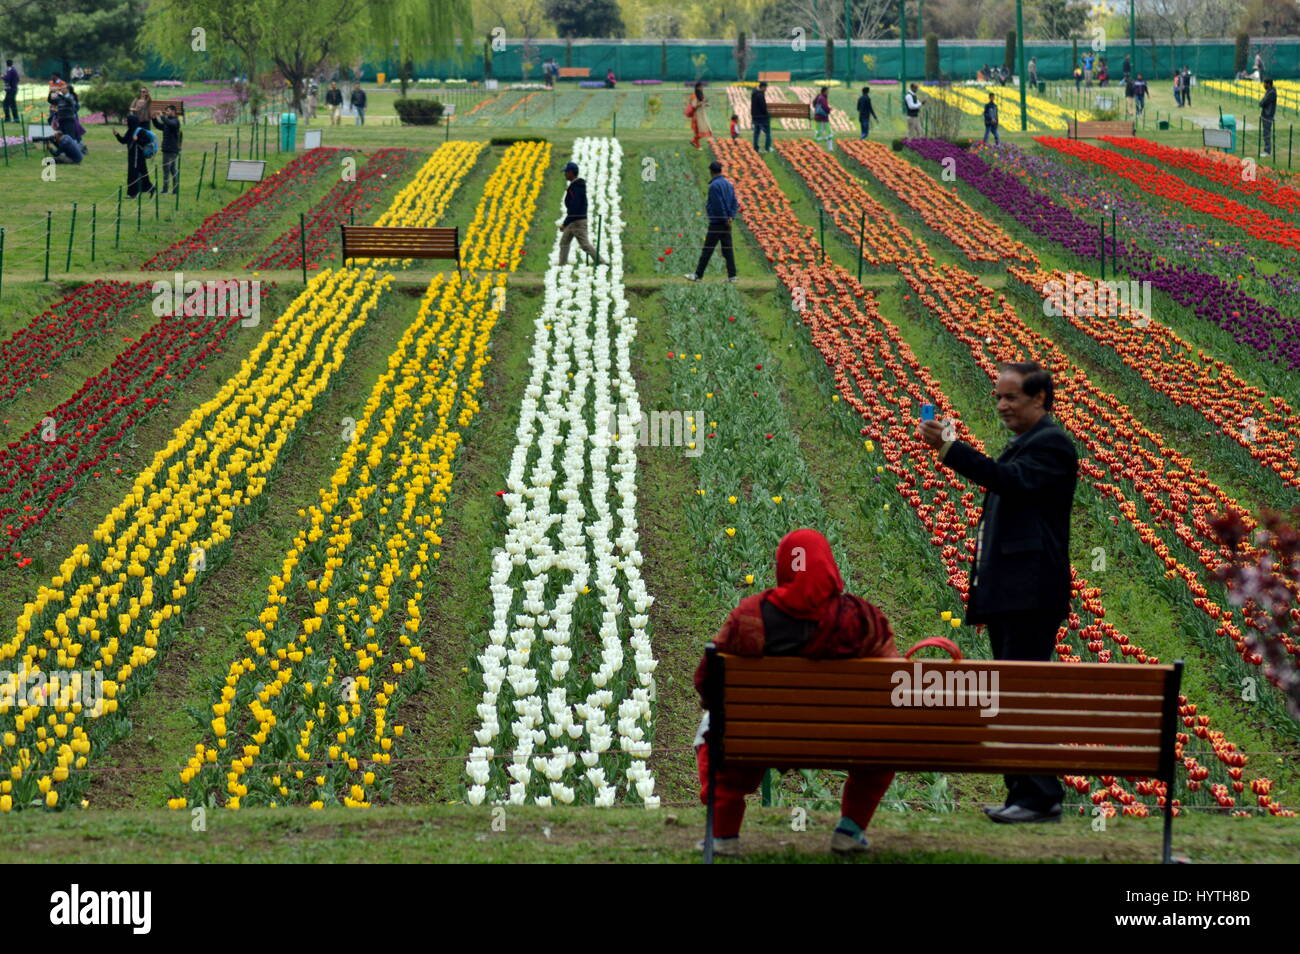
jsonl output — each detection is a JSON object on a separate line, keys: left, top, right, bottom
{"left": 1, "top": 80, "right": 1298, "bottom": 863}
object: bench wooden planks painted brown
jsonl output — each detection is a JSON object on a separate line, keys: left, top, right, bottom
{"left": 699, "top": 646, "right": 1183, "bottom": 863}
{"left": 339, "top": 225, "right": 461, "bottom": 271}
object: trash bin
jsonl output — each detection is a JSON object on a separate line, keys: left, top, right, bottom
{"left": 280, "top": 111, "right": 297, "bottom": 152}
{"left": 1157, "top": 119, "right": 1169, "bottom": 130}
{"left": 1037, "top": 81, "right": 1046, "bottom": 94}
{"left": 377, "top": 72, "right": 386, "bottom": 85}
{"left": 1220, "top": 113, "right": 1237, "bottom": 152}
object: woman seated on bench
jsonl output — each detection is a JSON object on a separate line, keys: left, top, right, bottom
{"left": 694, "top": 528, "right": 898, "bottom": 856}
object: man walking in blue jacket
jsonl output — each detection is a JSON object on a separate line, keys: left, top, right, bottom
{"left": 685, "top": 160, "right": 739, "bottom": 282}
{"left": 983, "top": 93, "right": 1000, "bottom": 145}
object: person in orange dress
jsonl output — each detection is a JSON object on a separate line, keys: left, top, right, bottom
{"left": 685, "top": 82, "right": 713, "bottom": 148}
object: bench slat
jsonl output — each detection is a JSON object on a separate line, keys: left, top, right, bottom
{"left": 725, "top": 668, "right": 1167, "bottom": 696}
{"left": 341, "top": 225, "right": 459, "bottom": 263}
{"left": 767, "top": 102, "right": 810, "bottom": 119}
{"left": 727, "top": 703, "right": 1162, "bottom": 729}
{"left": 727, "top": 720, "right": 1161, "bottom": 746}
{"left": 726, "top": 686, "right": 1166, "bottom": 712}
{"left": 722, "top": 655, "right": 1168, "bottom": 682}
{"left": 724, "top": 738, "right": 1162, "bottom": 772}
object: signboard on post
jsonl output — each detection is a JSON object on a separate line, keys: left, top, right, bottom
{"left": 27, "top": 123, "right": 55, "bottom": 140}
{"left": 303, "top": 129, "right": 322, "bottom": 149}
{"left": 443, "top": 104, "right": 455, "bottom": 117}
{"left": 484, "top": 79, "right": 499, "bottom": 91}
{"left": 226, "top": 159, "right": 267, "bottom": 182}
{"left": 1203, "top": 127, "right": 1232, "bottom": 150}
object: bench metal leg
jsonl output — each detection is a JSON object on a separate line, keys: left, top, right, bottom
{"left": 703, "top": 736, "right": 717, "bottom": 865}
{"left": 1161, "top": 772, "right": 1175, "bottom": 864}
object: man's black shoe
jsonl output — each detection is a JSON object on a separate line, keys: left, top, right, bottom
{"left": 987, "top": 804, "right": 1062, "bottom": 824}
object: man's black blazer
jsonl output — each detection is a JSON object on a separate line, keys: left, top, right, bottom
{"left": 941, "top": 415, "right": 1078, "bottom": 624}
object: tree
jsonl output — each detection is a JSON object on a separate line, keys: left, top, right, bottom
{"left": 8, "top": 0, "right": 142, "bottom": 79}
{"left": 145, "top": 0, "right": 473, "bottom": 115}
{"left": 543, "top": 0, "right": 625, "bottom": 37}
{"left": 1031, "top": 0, "right": 1089, "bottom": 39}
{"left": 1238, "top": 0, "right": 1300, "bottom": 34}
{"left": 750, "top": 0, "right": 898, "bottom": 40}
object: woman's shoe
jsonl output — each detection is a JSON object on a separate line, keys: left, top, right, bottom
{"left": 697, "top": 836, "right": 741, "bottom": 857}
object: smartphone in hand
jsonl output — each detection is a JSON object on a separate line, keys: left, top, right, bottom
{"left": 920, "top": 403, "right": 936, "bottom": 421}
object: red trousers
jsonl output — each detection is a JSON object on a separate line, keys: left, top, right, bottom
{"left": 697, "top": 744, "right": 894, "bottom": 839}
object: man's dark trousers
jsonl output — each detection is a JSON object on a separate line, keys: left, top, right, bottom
{"left": 694, "top": 218, "right": 736, "bottom": 278}
{"left": 985, "top": 610, "right": 1067, "bottom": 810}
{"left": 2, "top": 90, "right": 15, "bottom": 123}
{"left": 752, "top": 119, "right": 771, "bottom": 151}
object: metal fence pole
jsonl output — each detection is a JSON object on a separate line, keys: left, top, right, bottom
{"left": 65, "top": 201, "right": 77, "bottom": 272}
{"left": 91, "top": 202, "right": 96, "bottom": 262}
{"left": 196, "top": 150, "right": 207, "bottom": 202}
{"left": 0, "top": 227, "right": 5, "bottom": 298}
{"left": 857, "top": 209, "right": 866, "bottom": 284}
{"left": 115, "top": 186, "right": 122, "bottom": 249}
{"left": 213, "top": 142, "right": 219, "bottom": 188}
{"left": 299, "top": 211, "right": 308, "bottom": 283}
{"left": 43, "top": 210, "right": 51, "bottom": 281}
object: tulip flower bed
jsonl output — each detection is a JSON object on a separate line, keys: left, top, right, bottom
{"left": 369, "top": 140, "right": 488, "bottom": 266}
{"left": 1038, "top": 136, "right": 1300, "bottom": 252}
{"left": 828, "top": 139, "right": 1037, "bottom": 266}
{"left": 0, "top": 288, "right": 262, "bottom": 565}
{"left": 1005, "top": 264, "right": 1300, "bottom": 497}
{"left": 790, "top": 142, "right": 1300, "bottom": 681}
{"left": 142, "top": 148, "right": 342, "bottom": 271}
{"left": 789, "top": 87, "right": 853, "bottom": 132}
{"left": 974, "top": 142, "right": 1300, "bottom": 307}
{"left": 463, "top": 137, "right": 662, "bottom": 808}
{"left": 841, "top": 141, "right": 1300, "bottom": 499}
{"left": 0, "top": 282, "right": 153, "bottom": 405}
{"left": 775, "top": 138, "right": 921, "bottom": 268}
{"left": 636, "top": 148, "right": 712, "bottom": 275}
{"left": 1, "top": 267, "right": 395, "bottom": 811}
{"left": 1099, "top": 137, "right": 1300, "bottom": 215}
{"left": 906, "top": 138, "right": 1300, "bottom": 373}
{"left": 171, "top": 142, "right": 551, "bottom": 810}
{"left": 715, "top": 136, "right": 1288, "bottom": 813}
{"left": 247, "top": 147, "right": 423, "bottom": 270}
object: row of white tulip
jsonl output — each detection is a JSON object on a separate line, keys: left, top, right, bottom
{"left": 465, "top": 137, "right": 659, "bottom": 808}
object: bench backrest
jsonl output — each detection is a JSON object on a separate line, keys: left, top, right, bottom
{"left": 1068, "top": 119, "right": 1135, "bottom": 138}
{"left": 768, "top": 102, "right": 810, "bottom": 120}
{"left": 703, "top": 648, "right": 1181, "bottom": 778}
{"left": 758, "top": 71, "right": 792, "bottom": 83}
{"left": 558, "top": 67, "right": 590, "bottom": 78}
{"left": 340, "top": 225, "right": 460, "bottom": 266}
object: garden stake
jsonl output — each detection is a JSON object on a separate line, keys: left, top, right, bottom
{"left": 300, "top": 212, "right": 308, "bottom": 284}
{"left": 91, "top": 203, "right": 96, "bottom": 262}
{"left": 65, "top": 201, "right": 77, "bottom": 272}
{"left": 43, "top": 210, "right": 51, "bottom": 281}
{"left": 114, "top": 186, "right": 122, "bottom": 249}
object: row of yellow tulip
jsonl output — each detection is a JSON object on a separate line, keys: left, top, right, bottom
{"left": 0, "top": 144, "right": 486, "bottom": 812}
{"left": 171, "top": 141, "right": 552, "bottom": 810}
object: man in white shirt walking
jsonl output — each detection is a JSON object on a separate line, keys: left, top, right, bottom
{"left": 905, "top": 83, "right": 923, "bottom": 138}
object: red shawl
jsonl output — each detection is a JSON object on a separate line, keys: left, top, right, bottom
{"left": 694, "top": 529, "right": 898, "bottom": 699}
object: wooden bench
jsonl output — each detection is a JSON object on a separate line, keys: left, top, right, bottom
{"left": 758, "top": 71, "right": 792, "bottom": 83}
{"left": 1068, "top": 119, "right": 1135, "bottom": 138}
{"left": 558, "top": 67, "right": 590, "bottom": 80}
{"left": 149, "top": 99, "right": 187, "bottom": 122}
{"left": 339, "top": 225, "right": 461, "bottom": 271}
{"left": 767, "top": 101, "right": 810, "bottom": 120}
{"left": 699, "top": 642, "right": 1183, "bottom": 864}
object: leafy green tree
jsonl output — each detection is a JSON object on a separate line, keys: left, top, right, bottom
{"left": 543, "top": 0, "right": 626, "bottom": 37}
{"left": 7, "top": 0, "right": 142, "bottom": 79}
{"left": 1032, "top": 0, "right": 1089, "bottom": 39}
{"left": 144, "top": 0, "right": 473, "bottom": 113}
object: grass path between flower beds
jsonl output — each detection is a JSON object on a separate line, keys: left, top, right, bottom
{"left": 2, "top": 802, "right": 1294, "bottom": 863}
{"left": 89, "top": 290, "right": 419, "bottom": 809}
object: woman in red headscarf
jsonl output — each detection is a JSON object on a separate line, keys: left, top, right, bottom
{"left": 693, "top": 528, "right": 898, "bottom": 856}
